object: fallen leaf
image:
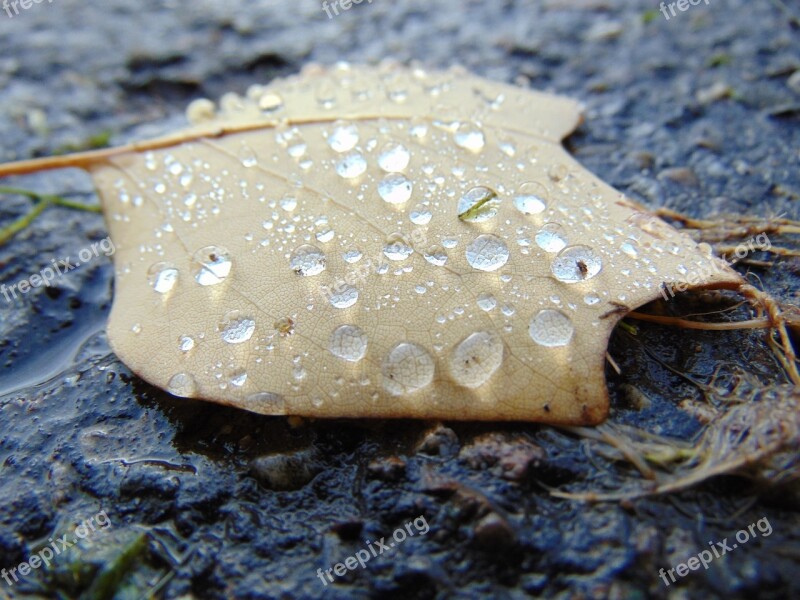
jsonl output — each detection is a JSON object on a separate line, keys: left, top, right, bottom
{"left": 0, "top": 63, "right": 743, "bottom": 423}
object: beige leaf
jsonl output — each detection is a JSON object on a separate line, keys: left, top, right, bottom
{"left": 0, "top": 63, "right": 743, "bottom": 423}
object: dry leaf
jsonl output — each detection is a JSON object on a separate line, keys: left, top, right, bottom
{"left": 0, "top": 63, "right": 743, "bottom": 423}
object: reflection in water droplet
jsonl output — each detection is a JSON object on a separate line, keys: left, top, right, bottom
{"left": 378, "top": 142, "right": 411, "bottom": 172}
{"left": 148, "top": 263, "right": 178, "bottom": 294}
{"left": 219, "top": 312, "right": 256, "bottom": 344}
{"left": 458, "top": 186, "right": 499, "bottom": 222}
{"left": 193, "top": 246, "right": 232, "bottom": 286}
{"left": 378, "top": 173, "right": 413, "bottom": 204}
{"left": 551, "top": 245, "right": 603, "bottom": 283}
{"left": 423, "top": 245, "right": 448, "bottom": 266}
{"left": 477, "top": 292, "right": 497, "bottom": 311}
{"left": 513, "top": 182, "right": 548, "bottom": 215}
{"left": 336, "top": 152, "right": 367, "bottom": 178}
{"left": 168, "top": 373, "right": 197, "bottom": 398}
{"left": 382, "top": 342, "right": 435, "bottom": 396}
{"left": 466, "top": 234, "right": 509, "bottom": 271}
{"left": 384, "top": 234, "right": 414, "bottom": 261}
{"left": 449, "top": 331, "right": 504, "bottom": 388}
{"left": 529, "top": 309, "right": 574, "bottom": 347}
{"left": 245, "top": 391, "right": 286, "bottom": 414}
{"left": 535, "top": 223, "right": 568, "bottom": 253}
{"left": 328, "top": 122, "right": 359, "bottom": 152}
{"left": 290, "top": 244, "right": 327, "bottom": 276}
{"left": 329, "top": 284, "right": 359, "bottom": 309}
{"left": 329, "top": 324, "right": 368, "bottom": 362}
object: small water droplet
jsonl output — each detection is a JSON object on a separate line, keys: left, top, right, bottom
{"left": 513, "top": 182, "right": 548, "bottom": 215}
{"left": 378, "top": 142, "right": 411, "bottom": 172}
{"left": 316, "top": 229, "right": 335, "bottom": 243}
{"left": 529, "top": 309, "right": 574, "bottom": 347}
{"left": 620, "top": 240, "right": 639, "bottom": 258}
{"left": 551, "top": 245, "right": 603, "bottom": 283}
{"left": 148, "top": 262, "right": 178, "bottom": 294}
{"left": 466, "top": 234, "right": 509, "bottom": 272}
{"left": 239, "top": 143, "right": 258, "bottom": 167}
{"left": 330, "top": 284, "right": 359, "bottom": 309}
{"left": 384, "top": 233, "right": 414, "bottom": 261}
{"left": 329, "top": 324, "right": 368, "bottom": 362}
{"left": 449, "top": 331, "right": 504, "bottom": 388}
{"left": 168, "top": 373, "right": 197, "bottom": 398}
{"left": 584, "top": 293, "right": 601, "bottom": 305}
{"left": 290, "top": 245, "right": 327, "bottom": 276}
{"left": 535, "top": 223, "right": 568, "bottom": 253}
{"left": 193, "top": 246, "right": 232, "bottom": 286}
{"left": 409, "top": 204, "right": 432, "bottom": 225}
{"left": 454, "top": 124, "right": 485, "bottom": 152}
{"left": 381, "top": 342, "right": 435, "bottom": 396}
{"left": 378, "top": 173, "right": 413, "bottom": 204}
{"left": 219, "top": 311, "right": 256, "bottom": 344}
{"left": 336, "top": 152, "right": 367, "bottom": 178}
{"left": 423, "top": 245, "right": 448, "bottom": 266}
{"left": 343, "top": 249, "right": 363, "bottom": 263}
{"left": 229, "top": 369, "right": 248, "bottom": 387}
{"left": 258, "top": 92, "right": 283, "bottom": 112}
{"left": 477, "top": 292, "right": 497, "bottom": 311}
{"left": 458, "top": 186, "right": 499, "bottom": 222}
{"left": 178, "top": 335, "right": 195, "bottom": 352}
{"left": 280, "top": 196, "right": 298, "bottom": 211}
{"left": 328, "top": 122, "right": 359, "bottom": 152}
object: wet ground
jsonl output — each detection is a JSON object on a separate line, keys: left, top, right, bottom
{"left": 1, "top": 0, "right": 799, "bottom": 598}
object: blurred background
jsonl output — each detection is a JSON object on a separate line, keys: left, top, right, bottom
{"left": 0, "top": 1, "right": 798, "bottom": 598}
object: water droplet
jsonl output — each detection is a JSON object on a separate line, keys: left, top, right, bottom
{"left": 409, "top": 204, "right": 432, "bottom": 225}
{"left": 378, "top": 173, "right": 413, "bottom": 204}
{"left": 336, "top": 152, "right": 367, "bottom": 178}
{"left": 381, "top": 342, "right": 435, "bottom": 396}
{"left": 423, "top": 245, "right": 448, "bottom": 266}
{"left": 584, "top": 293, "right": 601, "bottom": 305}
{"left": 258, "top": 92, "right": 283, "bottom": 112}
{"left": 239, "top": 144, "right": 258, "bottom": 167}
{"left": 178, "top": 335, "right": 195, "bottom": 352}
{"left": 551, "top": 245, "right": 603, "bottom": 283}
{"left": 280, "top": 196, "right": 298, "bottom": 211}
{"left": 229, "top": 369, "right": 248, "bottom": 387}
{"left": 316, "top": 229, "right": 335, "bottom": 243}
{"left": 168, "top": 373, "right": 197, "bottom": 398}
{"left": 148, "top": 262, "right": 178, "bottom": 294}
{"left": 193, "top": 246, "right": 232, "bottom": 286}
{"left": 378, "top": 142, "right": 411, "bottom": 172}
{"left": 449, "top": 331, "right": 504, "bottom": 388}
{"left": 513, "top": 182, "right": 548, "bottom": 215}
{"left": 290, "top": 244, "right": 327, "bottom": 276}
{"left": 245, "top": 391, "right": 286, "bottom": 414}
{"left": 535, "top": 223, "right": 568, "bottom": 253}
{"left": 457, "top": 186, "right": 499, "bottom": 222}
{"left": 476, "top": 292, "right": 497, "bottom": 311}
{"left": 328, "top": 122, "right": 359, "bottom": 152}
{"left": 466, "top": 234, "right": 509, "bottom": 272}
{"left": 529, "top": 309, "right": 574, "bottom": 347}
{"left": 330, "top": 284, "right": 359, "bottom": 309}
{"left": 384, "top": 233, "right": 414, "bottom": 261}
{"left": 620, "top": 240, "right": 639, "bottom": 258}
{"left": 329, "top": 324, "right": 368, "bottom": 362}
{"left": 219, "top": 312, "right": 256, "bottom": 344}
{"left": 343, "top": 249, "right": 363, "bottom": 263}
{"left": 454, "top": 124, "right": 485, "bottom": 152}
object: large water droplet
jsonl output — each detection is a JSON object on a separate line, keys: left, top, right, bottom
{"left": 148, "top": 262, "right": 178, "bottom": 294}
{"left": 384, "top": 233, "right": 414, "bottom": 261}
{"left": 328, "top": 122, "right": 359, "bottom": 152}
{"left": 336, "top": 152, "right": 367, "bottom": 178}
{"left": 245, "top": 391, "right": 286, "bottom": 414}
{"left": 329, "top": 284, "right": 359, "bottom": 309}
{"left": 329, "top": 324, "right": 368, "bottom": 362}
{"left": 529, "top": 309, "right": 574, "bottom": 347}
{"left": 168, "top": 372, "right": 197, "bottom": 398}
{"left": 193, "top": 246, "right": 232, "bottom": 286}
{"left": 290, "top": 244, "right": 327, "bottom": 276}
{"left": 219, "top": 312, "right": 256, "bottom": 344}
{"left": 381, "top": 342, "right": 435, "bottom": 396}
{"left": 535, "top": 223, "right": 568, "bottom": 253}
{"left": 466, "top": 234, "right": 509, "bottom": 271}
{"left": 551, "top": 245, "right": 603, "bottom": 283}
{"left": 378, "top": 173, "right": 413, "bottom": 204}
{"left": 449, "top": 331, "right": 504, "bottom": 388}
{"left": 457, "top": 186, "right": 499, "bottom": 222}
{"left": 378, "top": 142, "right": 411, "bottom": 172}
{"left": 513, "top": 182, "right": 548, "bottom": 215}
